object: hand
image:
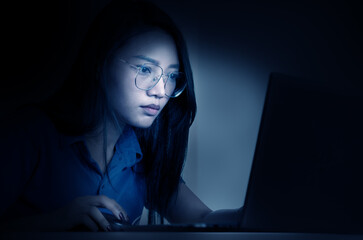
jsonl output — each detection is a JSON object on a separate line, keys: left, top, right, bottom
{"left": 53, "top": 195, "right": 129, "bottom": 231}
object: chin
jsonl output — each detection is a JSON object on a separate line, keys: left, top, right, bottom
{"left": 134, "top": 123, "right": 153, "bottom": 129}
{"left": 130, "top": 117, "right": 156, "bottom": 129}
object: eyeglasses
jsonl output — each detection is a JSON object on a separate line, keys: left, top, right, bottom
{"left": 119, "top": 59, "right": 186, "bottom": 98}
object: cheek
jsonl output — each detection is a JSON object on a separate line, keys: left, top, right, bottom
{"left": 107, "top": 70, "right": 134, "bottom": 103}
{"left": 109, "top": 70, "right": 129, "bottom": 90}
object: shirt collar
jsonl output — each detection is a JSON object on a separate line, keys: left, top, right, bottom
{"left": 114, "top": 125, "right": 143, "bottom": 167}
{"left": 60, "top": 134, "right": 85, "bottom": 149}
{"left": 59, "top": 125, "right": 143, "bottom": 166}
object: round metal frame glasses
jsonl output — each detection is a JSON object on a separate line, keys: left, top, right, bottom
{"left": 119, "top": 59, "right": 186, "bottom": 98}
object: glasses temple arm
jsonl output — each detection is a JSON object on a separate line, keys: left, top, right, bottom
{"left": 119, "top": 58, "right": 139, "bottom": 70}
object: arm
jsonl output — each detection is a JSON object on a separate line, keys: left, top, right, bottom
{"left": 165, "top": 182, "right": 244, "bottom": 226}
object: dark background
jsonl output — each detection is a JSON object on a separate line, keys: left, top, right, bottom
{"left": 1, "top": 0, "right": 363, "bottom": 210}
{"left": 2, "top": 0, "right": 362, "bottom": 110}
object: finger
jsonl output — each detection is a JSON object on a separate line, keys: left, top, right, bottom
{"left": 89, "top": 206, "right": 111, "bottom": 232}
{"left": 91, "top": 195, "right": 129, "bottom": 222}
{"left": 81, "top": 215, "right": 99, "bottom": 232}
{"left": 107, "top": 201, "right": 129, "bottom": 223}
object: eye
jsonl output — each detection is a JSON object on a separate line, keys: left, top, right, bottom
{"left": 138, "top": 65, "right": 152, "bottom": 75}
{"left": 168, "top": 72, "right": 180, "bottom": 81}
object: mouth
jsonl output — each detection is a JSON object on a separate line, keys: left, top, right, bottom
{"left": 141, "top": 104, "right": 160, "bottom": 116}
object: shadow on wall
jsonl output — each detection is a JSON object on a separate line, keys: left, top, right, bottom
{"left": 182, "top": 0, "right": 362, "bottom": 86}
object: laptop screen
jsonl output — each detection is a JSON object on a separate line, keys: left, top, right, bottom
{"left": 241, "top": 73, "right": 363, "bottom": 234}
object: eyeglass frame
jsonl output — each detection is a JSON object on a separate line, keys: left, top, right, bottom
{"left": 119, "top": 58, "right": 186, "bottom": 98}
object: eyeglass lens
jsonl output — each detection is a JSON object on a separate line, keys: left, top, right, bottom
{"left": 136, "top": 64, "right": 186, "bottom": 97}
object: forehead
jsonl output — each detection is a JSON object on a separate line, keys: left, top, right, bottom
{"left": 115, "top": 29, "right": 179, "bottom": 67}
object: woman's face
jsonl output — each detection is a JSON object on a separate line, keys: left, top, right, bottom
{"left": 106, "top": 29, "right": 179, "bottom": 128}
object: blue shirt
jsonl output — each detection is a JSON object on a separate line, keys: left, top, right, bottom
{"left": 0, "top": 107, "right": 146, "bottom": 225}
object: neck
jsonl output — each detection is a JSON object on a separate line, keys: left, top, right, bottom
{"left": 84, "top": 116, "right": 126, "bottom": 173}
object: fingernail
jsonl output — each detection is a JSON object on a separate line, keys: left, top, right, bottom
{"left": 107, "top": 225, "right": 112, "bottom": 232}
{"left": 119, "top": 212, "right": 125, "bottom": 221}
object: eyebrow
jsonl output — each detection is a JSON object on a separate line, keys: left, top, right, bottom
{"left": 132, "top": 55, "right": 179, "bottom": 69}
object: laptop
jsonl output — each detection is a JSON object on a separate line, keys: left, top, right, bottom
{"left": 241, "top": 73, "right": 363, "bottom": 234}
{"left": 106, "top": 73, "right": 363, "bottom": 233}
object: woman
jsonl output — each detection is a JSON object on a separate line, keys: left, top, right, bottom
{"left": 0, "top": 0, "right": 243, "bottom": 231}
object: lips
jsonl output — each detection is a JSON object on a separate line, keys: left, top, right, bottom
{"left": 143, "top": 104, "right": 160, "bottom": 110}
{"left": 141, "top": 104, "right": 160, "bottom": 116}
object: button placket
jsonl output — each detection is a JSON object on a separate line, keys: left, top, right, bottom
{"left": 98, "top": 178, "right": 107, "bottom": 194}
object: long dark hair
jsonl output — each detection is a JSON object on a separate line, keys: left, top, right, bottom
{"left": 42, "top": 0, "right": 196, "bottom": 216}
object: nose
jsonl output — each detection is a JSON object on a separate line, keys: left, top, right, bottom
{"left": 146, "top": 75, "right": 167, "bottom": 98}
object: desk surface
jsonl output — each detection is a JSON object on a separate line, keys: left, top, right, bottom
{"left": 1, "top": 232, "right": 362, "bottom": 240}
